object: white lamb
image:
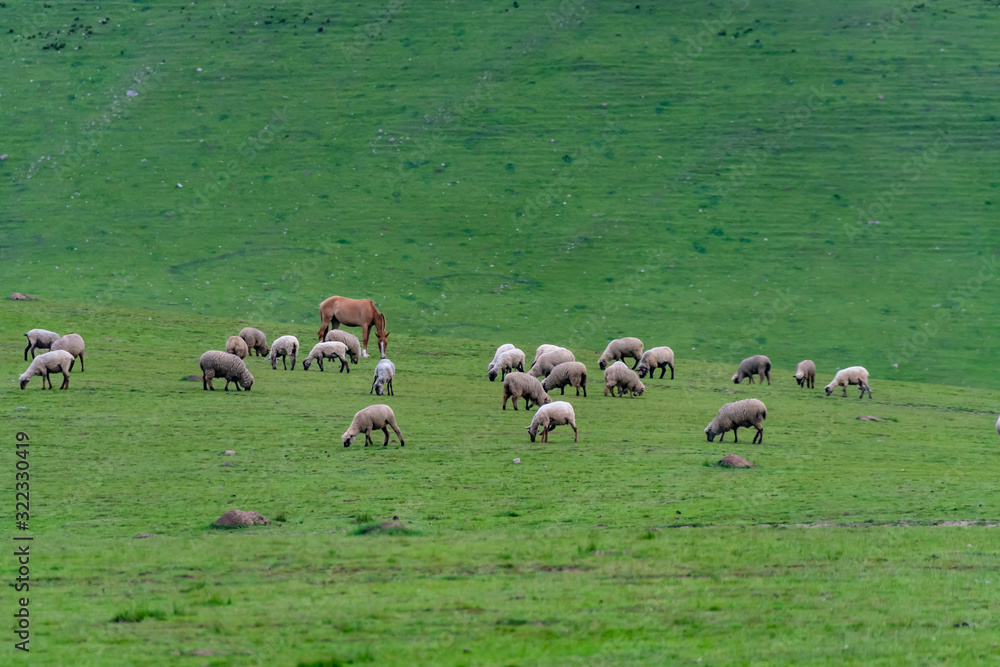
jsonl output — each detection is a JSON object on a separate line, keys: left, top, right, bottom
{"left": 51, "top": 333, "right": 85, "bottom": 372}
{"left": 598, "top": 337, "right": 644, "bottom": 370}
{"left": 488, "top": 343, "right": 516, "bottom": 372}
{"left": 18, "top": 350, "right": 75, "bottom": 390}
{"left": 269, "top": 335, "right": 300, "bottom": 370}
{"left": 794, "top": 360, "right": 816, "bottom": 389}
{"left": 302, "top": 341, "right": 351, "bottom": 372}
{"left": 704, "top": 398, "right": 767, "bottom": 444}
{"left": 636, "top": 346, "right": 674, "bottom": 379}
{"left": 824, "top": 366, "right": 872, "bottom": 399}
{"left": 528, "top": 348, "right": 576, "bottom": 379}
{"left": 325, "top": 330, "right": 362, "bottom": 364}
{"left": 603, "top": 360, "right": 645, "bottom": 397}
{"left": 342, "top": 404, "right": 404, "bottom": 447}
{"left": 526, "top": 401, "right": 578, "bottom": 443}
{"left": 23, "top": 328, "right": 60, "bottom": 360}
{"left": 370, "top": 358, "right": 396, "bottom": 396}
{"left": 488, "top": 348, "right": 525, "bottom": 382}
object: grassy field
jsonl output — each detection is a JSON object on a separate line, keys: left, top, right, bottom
{"left": 3, "top": 1, "right": 1000, "bottom": 664}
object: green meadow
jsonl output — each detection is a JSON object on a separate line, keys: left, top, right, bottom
{"left": 2, "top": 1, "right": 1000, "bottom": 664}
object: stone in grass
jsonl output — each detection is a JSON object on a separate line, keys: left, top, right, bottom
{"left": 134, "top": 533, "right": 156, "bottom": 539}
{"left": 857, "top": 415, "right": 885, "bottom": 421}
{"left": 717, "top": 454, "right": 754, "bottom": 468}
{"left": 213, "top": 510, "right": 270, "bottom": 527}
{"left": 223, "top": 450, "right": 236, "bottom": 455}
{"left": 9, "top": 292, "right": 37, "bottom": 300}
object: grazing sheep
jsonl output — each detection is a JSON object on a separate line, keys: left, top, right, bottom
{"left": 531, "top": 344, "right": 564, "bottom": 367}
{"left": 18, "top": 350, "right": 74, "bottom": 390}
{"left": 598, "top": 337, "right": 644, "bottom": 370}
{"left": 23, "top": 329, "right": 60, "bottom": 360}
{"left": 732, "top": 354, "right": 771, "bottom": 385}
{"left": 226, "top": 335, "right": 249, "bottom": 360}
{"left": 636, "top": 346, "right": 675, "bottom": 379}
{"left": 502, "top": 372, "right": 553, "bottom": 411}
{"left": 996, "top": 414, "right": 1000, "bottom": 439}
{"left": 824, "top": 366, "right": 872, "bottom": 399}
{"left": 269, "top": 335, "right": 300, "bottom": 370}
{"left": 239, "top": 327, "right": 269, "bottom": 357}
{"left": 527, "top": 348, "right": 576, "bottom": 379}
{"left": 541, "top": 361, "right": 588, "bottom": 397}
{"left": 603, "top": 360, "right": 645, "bottom": 397}
{"left": 370, "top": 358, "right": 396, "bottom": 396}
{"left": 488, "top": 348, "right": 526, "bottom": 382}
{"left": 526, "top": 401, "right": 578, "bottom": 443}
{"left": 342, "top": 404, "right": 404, "bottom": 447}
{"left": 488, "top": 343, "right": 516, "bottom": 372}
{"left": 324, "top": 330, "right": 362, "bottom": 364}
{"left": 704, "top": 398, "right": 767, "bottom": 444}
{"left": 302, "top": 341, "right": 350, "bottom": 372}
{"left": 199, "top": 350, "right": 254, "bottom": 392}
{"left": 51, "top": 333, "right": 85, "bottom": 372}
{"left": 794, "top": 359, "right": 816, "bottom": 389}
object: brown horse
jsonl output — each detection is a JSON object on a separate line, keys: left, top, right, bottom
{"left": 317, "top": 296, "right": 388, "bottom": 358}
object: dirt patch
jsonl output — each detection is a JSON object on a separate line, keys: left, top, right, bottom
{"left": 717, "top": 454, "right": 754, "bottom": 468}
{"left": 213, "top": 509, "right": 270, "bottom": 527}
{"left": 9, "top": 292, "right": 36, "bottom": 300}
{"left": 858, "top": 415, "right": 885, "bottom": 421}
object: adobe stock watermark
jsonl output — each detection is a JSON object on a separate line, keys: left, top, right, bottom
{"left": 893, "top": 254, "right": 998, "bottom": 367}
{"left": 727, "top": 287, "right": 798, "bottom": 362}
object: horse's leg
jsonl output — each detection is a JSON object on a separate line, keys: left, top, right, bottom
{"left": 361, "top": 323, "right": 371, "bottom": 358}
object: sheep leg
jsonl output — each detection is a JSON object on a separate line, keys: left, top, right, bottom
{"left": 732, "top": 427, "right": 739, "bottom": 443}
{"left": 765, "top": 370, "right": 770, "bottom": 385}
{"left": 363, "top": 429, "right": 373, "bottom": 447}
{"left": 282, "top": 356, "right": 287, "bottom": 370}
{"left": 317, "top": 357, "right": 325, "bottom": 372}
{"left": 391, "top": 420, "right": 404, "bottom": 446}
{"left": 387, "top": 379, "right": 393, "bottom": 396}
{"left": 39, "top": 372, "right": 49, "bottom": 390}
{"left": 842, "top": 386, "right": 847, "bottom": 397}
{"left": 79, "top": 353, "right": 84, "bottom": 373}
{"left": 753, "top": 426, "right": 763, "bottom": 444}
{"left": 669, "top": 363, "right": 674, "bottom": 379}
{"left": 340, "top": 357, "right": 349, "bottom": 373}
{"left": 24, "top": 341, "right": 31, "bottom": 361}
{"left": 581, "top": 382, "right": 587, "bottom": 397}
{"left": 502, "top": 393, "right": 509, "bottom": 410}
{"left": 370, "top": 380, "right": 377, "bottom": 395}
{"left": 382, "top": 425, "right": 390, "bottom": 446}
{"left": 203, "top": 373, "right": 214, "bottom": 391}
{"left": 60, "top": 371, "right": 70, "bottom": 390}
{"left": 560, "top": 386, "right": 565, "bottom": 395}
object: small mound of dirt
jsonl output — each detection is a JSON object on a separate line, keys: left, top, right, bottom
{"left": 857, "top": 415, "right": 884, "bottom": 421}
{"left": 213, "top": 510, "right": 270, "bottom": 527}
{"left": 9, "top": 293, "right": 36, "bottom": 300}
{"left": 717, "top": 454, "right": 754, "bottom": 468}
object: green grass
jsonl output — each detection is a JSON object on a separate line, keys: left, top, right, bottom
{"left": 2, "top": 1, "right": 1000, "bottom": 664}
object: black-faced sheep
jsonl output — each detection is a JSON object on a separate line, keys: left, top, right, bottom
{"left": 502, "top": 372, "right": 553, "bottom": 411}
{"left": 51, "top": 333, "right": 85, "bottom": 372}
{"left": 269, "top": 335, "right": 300, "bottom": 370}
{"left": 526, "top": 401, "right": 578, "bottom": 443}
{"left": 226, "top": 335, "right": 249, "bottom": 360}
{"left": 342, "top": 404, "right": 404, "bottom": 447}
{"left": 636, "top": 346, "right": 674, "bottom": 379}
{"left": 541, "top": 361, "right": 588, "bottom": 397}
{"left": 302, "top": 342, "right": 351, "bottom": 372}
{"left": 23, "top": 329, "right": 60, "bottom": 360}
{"left": 598, "top": 337, "right": 644, "bottom": 370}
{"left": 705, "top": 398, "right": 767, "bottom": 444}
{"left": 199, "top": 351, "right": 254, "bottom": 391}
{"left": 18, "top": 350, "right": 74, "bottom": 390}
{"left": 488, "top": 348, "right": 525, "bottom": 382}
{"left": 489, "top": 343, "right": 516, "bottom": 372}
{"left": 794, "top": 360, "right": 816, "bottom": 389}
{"left": 325, "top": 330, "right": 362, "bottom": 364}
{"left": 603, "top": 360, "right": 645, "bottom": 397}
{"left": 824, "top": 366, "right": 872, "bottom": 399}
{"left": 370, "top": 358, "right": 395, "bottom": 396}
{"left": 239, "top": 327, "right": 269, "bottom": 357}
{"left": 527, "top": 348, "right": 575, "bottom": 379}
{"left": 531, "top": 344, "right": 564, "bottom": 367}
{"left": 732, "top": 354, "right": 771, "bottom": 385}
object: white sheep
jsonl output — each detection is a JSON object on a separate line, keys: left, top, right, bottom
{"left": 636, "top": 346, "right": 675, "bottom": 379}
{"left": 527, "top": 348, "right": 576, "bottom": 379}
{"left": 794, "top": 359, "right": 816, "bottom": 389}
{"left": 488, "top": 348, "right": 526, "bottom": 382}
{"left": 824, "top": 366, "right": 872, "bottom": 399}
{"left": 342, "top": 404, "right": 404, "bottom": 447}
{"left": 370, "top": 358, "right": 396, "bottom": 396}
{"left": 226, "top": 335, "right": 249, "bottom": 360}
{"left": 269, "top": 335, "right": 300, "bottom": 370}
{"left": 526, "top": 401, "right": 578, "bottom": 443}
{"left": 996, "top": 414, "right": 1000, "bottom": 439}
{"left": 531, "top": 344, "right": 564, "bottom": 367}
{"left": 502, "top": 372, "right": 553, "bottom": 411}
{"left": 239, "top": 327, "right": 269, "bottom": 357}
{"left": 18, "top": 350, "right": 75, "bottom": 390}
{"left": 199, "top": 350, "right": 254, "bottom": 391}
{"left": 23, "top": 328, "right": 60, "bottom": 360}
{"left": 325, "top": 330, "right": 362, "bottom": 364}
{"left": 488, "top": 343, "right": 516, "bottom": 372}
{"left": 603, "top": 360, "right": 645, "bottom": 397}
{"left": 704, "top": 398, "right": 767, "bottom": 444}
{"left": 598, "top": 337, "right": 644, "bottom": 370}
{"left": 541, "top": 361, "right": 588, "bottom": 397}
{"left": 732, "top": 354, "right": 771, "bottom": 385}
{"left": 302, "top": 341, "right": 350, "bottom": 372}
{"left": 51, "top": 333, "right": 86, "bottom": 372}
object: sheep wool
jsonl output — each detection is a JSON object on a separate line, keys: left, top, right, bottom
{"left": 324, "top": 330, "right": 362, "bottom": 364}
{"left": 531, "top": 344, "right": 564, "bottom": 368}
{"left": 51, "top": 333, "right": 86, "bottom": 372}
{"left": 302, "top": 341, "right": 350, "bottom": 372}
{"left": 541, "top": 361, "right": 588, "bottom": 397}
{"left": 23, "top": 328, "right": 60, "bottom": 360}
{"left": 488, "top": 343, "right": 516, "bottom": 372}
{"left": 488, "top": 348, "right": 526, "bottom": 382}
{"left": 18, "top": 350, "right": 75, "bottom": 390}
{"left": 824, "top": 366, "right": 872, "bottom": 399}
{"left": 226, "top": 335, "right": 250, "bottom": 360}
{"left": 794, "top": 360, "right": 816, "bottom": 389}
{"left": 269, "top": 335, "right": 300, "bottom": 370}
{"left": 370, "top": 358, "right": 396, "bottom": 396}
{"left": 199, "top": 350, "right": 254, "bottom": 391}
{"left": 636, "top": 346, "right": 675, "bottom": 380}
{"left": 603, "top": 360, "right": 645, "bottom": 397}
{"left": 527, "top": 348, "right": 575, "bottom": 379}
{"left": 342, "top": 404, "right": 404, "bottom": 447}
{"left": 705, "top": 398, "right": 767, "bottom": 444}
{"left": 732, "top": 355, "right": 771, "bottom": 385}
{"left": 239, "top": 327, "right": 269, "bottom": 357}
{"left": 598, "top": 337, "right": 644, "bottom": 370}
{"left": 502, "top": 372, "right": 553, "bottom": 411}
{"left": 526, "top": 401, "right": 578, "bottom": 443}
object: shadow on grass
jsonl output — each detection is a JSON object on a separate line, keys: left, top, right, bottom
{"left": 353, "top": 521, "right": 419, "bottom": 536}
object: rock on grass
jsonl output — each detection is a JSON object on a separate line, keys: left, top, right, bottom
{"left": 214, "top": 510, "right": 270, "bottom": 527}
{"left": 717, "top": 454, "right": 754, "bottom": 468}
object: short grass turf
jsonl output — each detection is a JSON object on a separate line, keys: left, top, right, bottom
{"left": 2, "top": 0, "right": 1000, "bottom": 665}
